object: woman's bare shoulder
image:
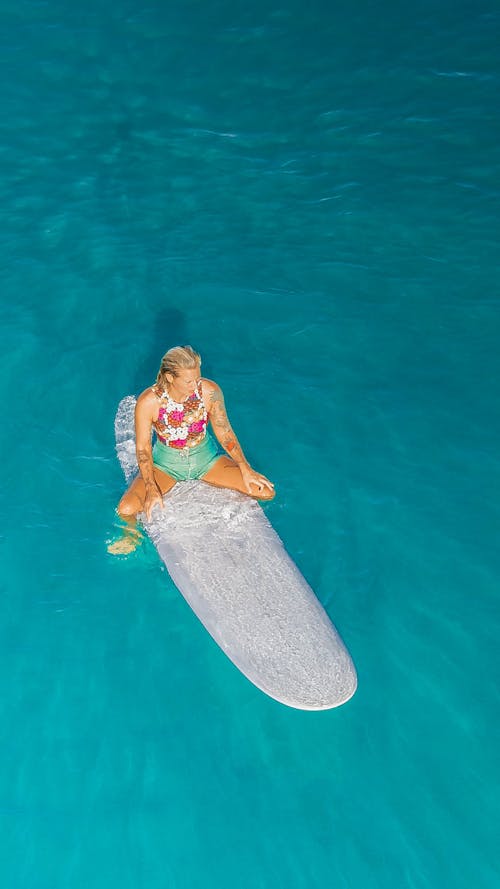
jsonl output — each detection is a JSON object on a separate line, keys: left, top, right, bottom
{"left": 201, "top": 377, "right": 220, "bottom": 395}
{"left": 201, "top": 378, "right": 221, "bottom": 400}
{"left": 136, "top": 386, "right": 160, "bottom": 411}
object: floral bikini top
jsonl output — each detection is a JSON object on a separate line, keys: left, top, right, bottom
{"left": 152, "top": 380, "right": 208, "bottom": 449}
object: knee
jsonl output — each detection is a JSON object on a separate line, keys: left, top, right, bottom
{"left": 117, "top": 494, "right": 140, "bottom": 520}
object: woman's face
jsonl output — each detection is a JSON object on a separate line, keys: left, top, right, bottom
{"left": 168, "top": 365, "right": 201, "bottom": 399}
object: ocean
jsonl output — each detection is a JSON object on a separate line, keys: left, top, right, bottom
{"left": 1, "top": 1, "right": 499, "bottom": 887}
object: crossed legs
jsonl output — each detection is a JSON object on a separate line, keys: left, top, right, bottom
{"left": 108, "top": 456, "right": 274, "bottom": 554}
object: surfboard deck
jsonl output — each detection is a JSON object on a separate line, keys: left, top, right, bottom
{"left": 115, "top": 396, "right": 357, "bottom": 710}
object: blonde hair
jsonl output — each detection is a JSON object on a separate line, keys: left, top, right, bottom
{"left": 156, "top": 345, "right": 201, "bottom": 388}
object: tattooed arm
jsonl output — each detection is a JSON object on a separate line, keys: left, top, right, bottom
{"left": 135, "top": 390, "right": 164, "bottom": 519}
{"left": 204, "top": 380, "right": 275, "bottom": 495}
{"left": 206, "top": 383, "right": 250, "bottom": 467}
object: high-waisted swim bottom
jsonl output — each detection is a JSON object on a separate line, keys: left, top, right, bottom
{"left": 152, "top": 434, "right": 221, "bottom": 481}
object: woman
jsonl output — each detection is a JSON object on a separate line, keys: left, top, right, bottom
{"left": 108, "top": 345, "right": 275, "bottom": 554}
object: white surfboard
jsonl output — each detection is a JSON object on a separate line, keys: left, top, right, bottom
{"left": 115, "top": 396, "right": 357, "bottom": 710}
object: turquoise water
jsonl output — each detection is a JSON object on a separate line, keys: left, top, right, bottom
{"left": 2, "top": 1, "right": 499, "bottom": 886}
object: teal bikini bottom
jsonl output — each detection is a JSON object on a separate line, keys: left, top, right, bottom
{"left": 152, "top": 434, "right": 221, "bottom": 481}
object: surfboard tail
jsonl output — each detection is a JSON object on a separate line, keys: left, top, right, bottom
{"left": 115, "top": 396, "right": 139, "bottom": 483}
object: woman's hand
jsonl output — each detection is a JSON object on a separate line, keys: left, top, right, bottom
{"left": 239, "top": 464, "right": 275, "bottom": 497}
{"left": 143, "top": 483, "right": 164, "bottom": 520}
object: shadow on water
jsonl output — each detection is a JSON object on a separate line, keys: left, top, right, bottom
{"left": 132, "top": 307, "right": 188, "bottom": 393}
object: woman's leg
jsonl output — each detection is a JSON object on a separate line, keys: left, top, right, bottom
{"left": 107, "top": 467, "right": 177, "bottom": 554}
{"left": 200, "top": 456, "right": 275, "bottom": 501}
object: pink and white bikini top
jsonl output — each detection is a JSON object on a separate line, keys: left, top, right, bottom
{"left": 152, "top": 380, "right": 208, "bottom": 449}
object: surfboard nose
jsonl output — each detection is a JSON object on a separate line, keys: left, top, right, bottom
{"left": 269, "top": 655, "right": 358, "bottom": 711}
{"left": 225, "top": 603, "right": 358, "bottom": 711}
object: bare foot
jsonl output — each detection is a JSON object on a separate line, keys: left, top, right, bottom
{"left": 107, "top": 530, "right": 143, "bottom": 555}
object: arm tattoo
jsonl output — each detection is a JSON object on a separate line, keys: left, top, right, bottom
{"left": 209, "top": 387, "right": 248, "bottom": 466}
{"left": 137, "top": 446, "right": 156, "bottom": 488}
